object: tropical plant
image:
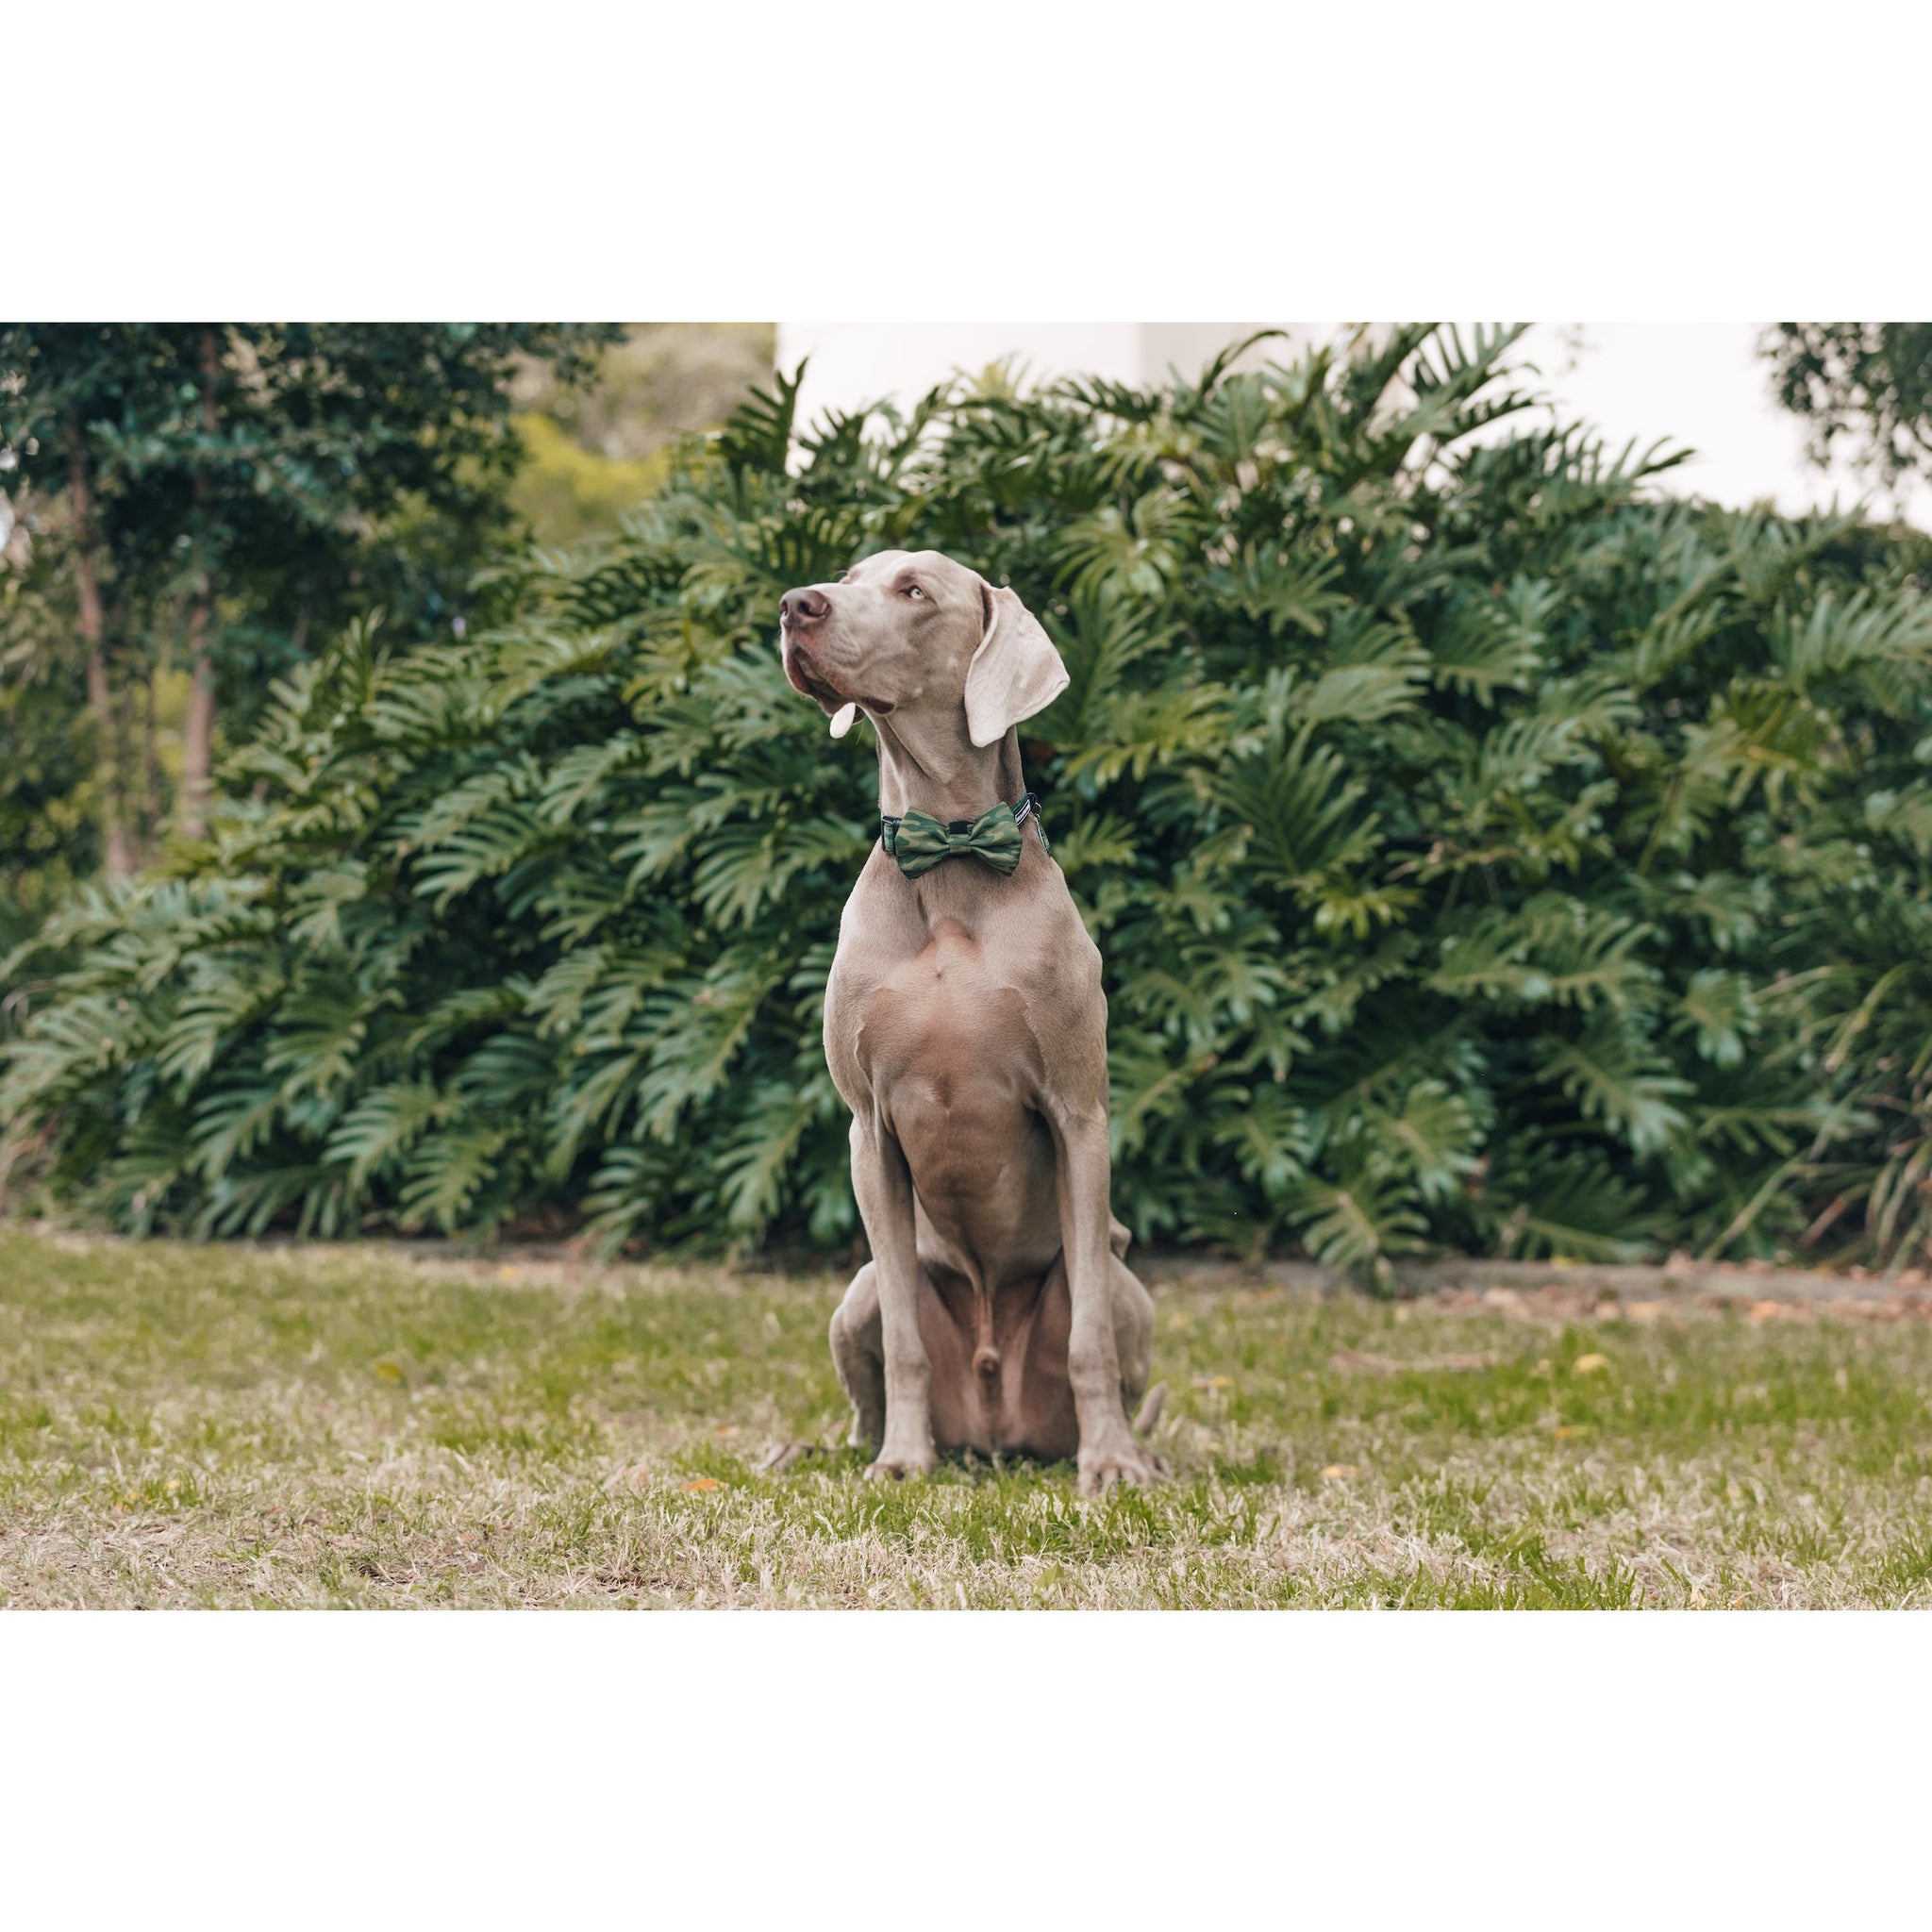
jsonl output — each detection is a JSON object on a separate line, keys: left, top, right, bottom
{"left": 7, "top": 325, "right": 1932, "bottom": 1277}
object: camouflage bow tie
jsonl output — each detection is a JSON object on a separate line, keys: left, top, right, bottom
{"left": 880, "top": 793, "right": 1047, "bottom": 879}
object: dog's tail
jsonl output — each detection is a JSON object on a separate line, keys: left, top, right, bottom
{"left": 1131, "top": 1380, "right": 1166, "bottom": 1438}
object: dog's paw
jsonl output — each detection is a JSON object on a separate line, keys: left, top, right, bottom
{"left": 1076, "top": 1439, "right": 1166, "bottom": 1495}
{"left": 756, "top": 1441, "right": 817, "bottom": 1476}
{"left": 865, "top": 1449, "right": 938, "bottom": 1481}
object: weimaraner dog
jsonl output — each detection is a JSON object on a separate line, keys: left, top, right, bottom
{"left": 779, "top": 549, "right": 1163, "bottom": 1492}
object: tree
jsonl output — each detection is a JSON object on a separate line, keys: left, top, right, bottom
{"left": 506, "top": 324, "right": 774, "bottom": 546}
{"left": 1764, "top": 324, "right": 1932, "bottom": 488}
{"left": 0, "top": 324, "right": 619, "bottom": 872}
{"left": 0, "top": 508, "right": 99, "bottom": 951}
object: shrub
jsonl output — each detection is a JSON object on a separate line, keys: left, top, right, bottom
{"left": 6, "top": 325, "right": 1932, "bottom": 1272}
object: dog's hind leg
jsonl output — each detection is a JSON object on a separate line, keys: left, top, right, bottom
{"left": 1108, "top": 1255, "right": 1171, "bottom": 1463}
{"left": 1110, "top": 1254, "right": 1156, "bottom": 1417}
{"left": 829, "top": 1262, "right": 887, "bottom": 1452}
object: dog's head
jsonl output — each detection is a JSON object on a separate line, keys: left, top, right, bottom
{"left": 778, "top": 550, "right": 1067, "bottom": 745}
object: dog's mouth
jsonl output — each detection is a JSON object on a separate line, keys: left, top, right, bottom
{"left": 781, "top": 638, "right": 893, "bottom": 717}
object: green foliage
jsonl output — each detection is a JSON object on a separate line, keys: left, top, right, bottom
{"left": 507, "top": 324, "right": 776, "bottom": 546}
{"left": 8, "top": 326, "right": 1932, "bottom": 1274}
{"left": 0, "top": 323, "right": 620, "bottom": 684}
{"left": 0, "top": 323, "right": 619, "bottom": 883}
{"left": 508, "top": 412, "right": 675, "bottom": 550}
{"left": 1765, "top": 323, "right": 1932, "bottom": 489}
{"left": 0, "top": 541, "right": 99, "bottom": 948}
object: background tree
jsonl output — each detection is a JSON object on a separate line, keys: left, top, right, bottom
{"left": 506, "top": 325, "right": 774, "bottom": 545}
{"left": 0, "top": 327, "right": 159, "bottom": 876}
{"left": 0, "top": 498, "right": 99, "bottom": 950}
{"left": 0, "top": 323, "right": 620, "bottom": 877}
{"left": 1764, "top": 324, "right": 1932, "bottom": 488}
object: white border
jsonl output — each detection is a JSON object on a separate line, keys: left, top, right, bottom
{"left": 4, "top": 1611, "right": 1925, "bottom": 1927}
{"left": 8, "top": 8, "right": 1930, "bottom": 1921}
{"left": 13, "top": 5, "right": 1931, "bottom": 317}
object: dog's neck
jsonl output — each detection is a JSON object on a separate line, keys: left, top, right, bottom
{"left": 872, "top": 709, "right": 1024, "bottom": 822}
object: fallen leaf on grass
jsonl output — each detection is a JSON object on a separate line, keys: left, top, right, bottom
{"left": 1332, "top": 1347, "right": 1501, "bottom": 1374}
{"left": 1572, "top": 1353, "right": 1608, "bottom": 1375}
{"left": 710, "top": 1424, "right": 738, "bottom": 1438}
{"left": 1553, "top": 1424, "right": 1591, "bottom": 1440}
{"left": 681, "top": 1477, "right": 720, "bottom": 1492}
{"left": 1320, "top": 1464, "right": 1359, "bottom": 1480}
{"left": 1624, "top": 1301, "right": 1668, "bottom": 1323}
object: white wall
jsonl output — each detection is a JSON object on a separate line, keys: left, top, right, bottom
{"left": 774, "top": 322, "right": 1932, "bottom": 530}
{"left": 775, "top": 323, "right": 1298, "bottom": 422}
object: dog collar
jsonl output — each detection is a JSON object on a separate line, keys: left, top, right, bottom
{"left": 880, "top": 792, "right": 1048, "bottom": 878}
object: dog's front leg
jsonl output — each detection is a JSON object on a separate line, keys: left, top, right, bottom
{"left": 848, "top": 1115, "right": 938, "bottom": 1478}
{"left": 1051, "top": 1107, "right": 1162, "bottom": 1494}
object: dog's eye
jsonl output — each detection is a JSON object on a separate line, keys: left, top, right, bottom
{"left": 905, "top": 583, "right": 924, "bottom": 598}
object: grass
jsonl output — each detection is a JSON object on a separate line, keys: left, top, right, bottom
{"left": 3, "top": 1224, "right": 1931, "bottom": 1608}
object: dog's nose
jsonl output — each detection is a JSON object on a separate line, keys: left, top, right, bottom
{"left": 780, "top": 587, "right": 831, "bottom": 628}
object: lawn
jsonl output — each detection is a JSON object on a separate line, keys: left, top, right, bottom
{"left": 3, "top": 1225, "right": 1930, "bottom": 1609}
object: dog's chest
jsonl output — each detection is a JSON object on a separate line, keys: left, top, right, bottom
{"left": 826, "top": 913, "right": 1043, "bottom": 1104}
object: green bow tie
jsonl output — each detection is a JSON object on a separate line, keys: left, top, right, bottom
{"left": 880, "top": 793, "right": 1047, "bottom": 879}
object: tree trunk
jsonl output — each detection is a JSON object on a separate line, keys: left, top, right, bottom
{"left": 179, "top": 325, "right": 222, "bottom": 841}
{"left": 180, "top": 604, "right": 215, "bottom": 839}
{"left": 139, "top": 595, "right": 184, "bottom": 862}
{"left": 64, "top": 422, "right": 136, "bottom": 878}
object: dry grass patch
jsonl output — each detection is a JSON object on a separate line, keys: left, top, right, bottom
{"left": 4, "top": 1227, "right": 1931, "bottom": 1608}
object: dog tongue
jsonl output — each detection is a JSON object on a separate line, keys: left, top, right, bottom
{"left": 828, "top": 702, "right": 859, "bottom": 740}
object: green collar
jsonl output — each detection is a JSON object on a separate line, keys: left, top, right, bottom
{"left": 880, "top": 792, "right": 1048, "bottom": 879}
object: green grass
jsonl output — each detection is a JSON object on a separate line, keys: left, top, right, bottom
{"left": 3, "top": 1225, "right": 1931, "bottom": 1608}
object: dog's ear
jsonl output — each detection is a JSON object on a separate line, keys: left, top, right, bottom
{"left": 964, "top": 583, "right": 1068, "bottom": 748}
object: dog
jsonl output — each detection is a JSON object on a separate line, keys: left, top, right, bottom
{"left": 779, "top": 549, "right": 1163, "bottom": 1493}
